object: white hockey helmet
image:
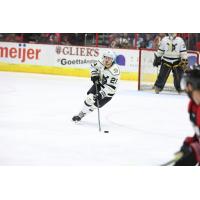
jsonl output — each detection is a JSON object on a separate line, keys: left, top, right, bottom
{"left": 168, "top": 33, "right": 177, "bottom": 40}
{"left": 102, "top": 50, "right": 116, "bottom": 62}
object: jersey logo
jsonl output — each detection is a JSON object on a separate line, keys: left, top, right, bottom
{"left": 167, "top": 43, "right": 177, "bottom": 52}
{"left": 109, "top": 66, "right": 120, "bottom": 76}
{"left": 102, "top": 75, "right": 109, "bottom": 85}
{"left": 113, "top": 68, "right": 119, "bottom": 74}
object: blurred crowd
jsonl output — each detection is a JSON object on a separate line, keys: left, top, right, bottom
{"left": 0, "top": 33, "right": 200, "bottom": 51}
{"left": 0, "top": 33, "right": 80, "bottom": 46}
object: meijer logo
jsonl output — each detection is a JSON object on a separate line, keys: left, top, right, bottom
{"left": 0, "top": 43, "right": 41, "bottom": 63}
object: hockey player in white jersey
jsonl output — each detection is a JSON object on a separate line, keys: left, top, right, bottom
{"left": 153, "top": 33, "right": 189, "bottom": 93}
{"left": 72, "top": 50, "right": 120, "bottom": 122}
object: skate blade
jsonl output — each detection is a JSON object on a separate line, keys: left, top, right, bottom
{"left": 72, "top": 120, "right": 81, "bottom": 124}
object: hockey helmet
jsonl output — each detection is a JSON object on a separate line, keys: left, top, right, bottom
{"left": 102, "top": 50, "right": 116, "bottom": 62}
{"left": 181, "top": 67, "right": 200, "bottom": 91}
{"left": 168, "top": 33, "right": 177, "bottom": 40}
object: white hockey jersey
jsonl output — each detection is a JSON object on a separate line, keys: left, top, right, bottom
{"left": 156, "top": 36, "right": 188, "bottom": 63}
{"left": 90, "top": 60, "right": 120, "bottom": 98}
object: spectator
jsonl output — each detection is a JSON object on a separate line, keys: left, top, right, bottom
{"left": 187, "top": 33, "right": 198, "bottom": 50}
{"left": 179, "top": 33, "right": 189, "bottom": 48}
{"left": 153, "top": 33, "right": 166, "bottom": 50}
{"left": 74, "top": 33, "right": 85, "bottom": 45}
{"left": 4, "top": 33, "right": 16, "bottom": 42}
{"left": 28, "top": 34, "right": 41, "bottom": 44}
{"left": 60, "top": 34, "right": 71, "bottom": 45}
{"left": 118, "top": 33, "right": 131, "bottom": 48}
{"left": 144, "top": 33, "right": 154, "bottom": 49}
{"left": 22, "top": 33, "right": 40, "bottom": 43}
{"left": 0, "top": 33, "right": 199, "bottom": 51}
{"left": 38, "top": 33, "right": 50, "bottom": 44}
{"left": 15, "top": 34, "right": 23, "bottom": 42}
{"left": 138, "top": 33, "right": 146, "bottom": 48}
{"left": 108, "top": 33, "right": 131, "bottom": 49}
{"left": 0, "top": 34, "right": 4, "bottom": 41}
{"left": 132, "top": 33, "right": 146, "bottom": 48}
{"left": 49, "top": 34, "right": 60, "bottom": 44}
{"left": 109, "top": 33, "right": 119, "bottom": 48}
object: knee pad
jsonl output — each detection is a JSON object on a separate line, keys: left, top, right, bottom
{"left": 85, "top": 93, "right": 95, "bottom": 106}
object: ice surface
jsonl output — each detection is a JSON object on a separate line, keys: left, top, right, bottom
{"left": 0, "top": 72, "right": 193, "bottom": 165}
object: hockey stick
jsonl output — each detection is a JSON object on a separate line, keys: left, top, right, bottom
{"left": 161, "top": 152, "right": 183, "bottom": 166}
{"left": 95, "top": 81, "right": 101, "bottom": 132}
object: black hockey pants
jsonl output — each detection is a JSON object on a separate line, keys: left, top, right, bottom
{"left": 154, "top": 60, "right": 184, "bottom": 92}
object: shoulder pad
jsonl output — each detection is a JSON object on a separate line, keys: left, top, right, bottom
{"left": 176, "top": 37, "right": 184, "bottom": 43}
{"left": 162, "top": 36, "right": 168, "bottom": 41}
{"left": 91, "top": 61, "right": 104, "bottom": 70}
{"left": 93, "top": 62, "right": 98, "bottom": 67}
{"left": 91, "top": 62, "right": 98, "bottom": 67}
{"left": 109, "top": 64, "right": 120, "bottom": 76}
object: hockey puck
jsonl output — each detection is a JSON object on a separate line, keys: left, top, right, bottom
{"left": 104, "top": 130, "right": 109, "bottom": 133}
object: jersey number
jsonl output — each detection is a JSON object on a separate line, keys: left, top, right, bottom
{"left": 103, "top": 75, "right": 118, "bottom": 84}
{"left": 110, "top": 78, "right": 117, "bottom": 84}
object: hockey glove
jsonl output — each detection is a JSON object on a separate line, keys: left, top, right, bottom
{"left": 94, "top": 90, "right": 106, "bottom": 101}
{"left": 180, "top": 142, "right": 193, "bottom": 156}
{"left": 174, "top": 134, "right": 199, "bottom": 165}
{"left": 173, "top": 146, "right": 195, "bottom": 166}
{"left": 179, "top": 59, "right": 190, "bottom": 72}
{"left": 180, "top": 135, "right": 197, "bottom": 154}
{"left": 91, "top": 71, "right": 100, "bottom": 83}
{"left": 153, "top": 54, "right": 162, "bottom": 67}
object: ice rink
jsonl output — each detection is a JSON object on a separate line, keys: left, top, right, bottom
{"left": 0, "top": 71, "right": 193, "bottom": 165}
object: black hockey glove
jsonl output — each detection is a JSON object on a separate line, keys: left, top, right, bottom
{"left": 153, "top": 54, "right": 162, "bottom": 67}
{"left": 94, "top": 90, "right": 106, "bottom": 101}
{"left": 174, "top": 144, "right": 196, "bottom": 166}
{"left": 91, "top": 71, "right": 100, "bottom": 83}
{"left": 180, "top": 143, "right": 193, "bottom": 156}
{"left": 174, "top": 136, "right": 198, "bottom": 166}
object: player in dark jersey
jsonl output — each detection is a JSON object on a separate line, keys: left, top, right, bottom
{"left": 174, "top": 68, "right": 200, "bottom": 166}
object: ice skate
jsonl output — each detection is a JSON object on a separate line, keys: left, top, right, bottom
{"left": 154, "top": 86, "right": 161, "bottom": 94}
{"left": 176, "top": 88, "right": 184, "bottom": 94}
{"left": 72, "top": 111, "right": 86, "bottom": 122}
